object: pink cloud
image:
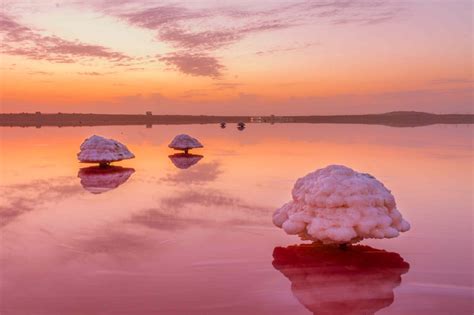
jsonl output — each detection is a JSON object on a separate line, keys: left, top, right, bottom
{"left": 119, "top": 5, "right": 206, "bottom": 29}
{"left": 110, "top": 1, "right": 403, "bottom": 78}
{"left": 0, "top": 1, "right": 405, "bottom": 77}
{"left": 152, "top": 21, "right": 295, "bottom": 77}
{"left": 158, "top": 27, "right": 240, "bottom": 50}
{"left": 0, "top": 13, "right": 131, "bottom": 63}
{"left": 158, "top": 52, "right": 224, "bottom": 78}
{"left": 121, "top": 4, "right": 295, "bottom": 51}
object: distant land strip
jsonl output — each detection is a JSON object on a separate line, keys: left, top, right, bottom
{"left": 0, "top": 111, "right": 473, "bottom": 128}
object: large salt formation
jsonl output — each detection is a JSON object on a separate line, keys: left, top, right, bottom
{"left": 78, "top": 166, "right": 135, "bottom": 194}
{"left": 168, "top": 134, "right": 203, "bottom": 154}
{"left": 273, "top": 244, "right": 409, "bottom": 315}
{"left": 273, "top": 165, "right": 410, "bottom": 244}
{"left": 77, "top": 135, "right": 135, "bottom": 167}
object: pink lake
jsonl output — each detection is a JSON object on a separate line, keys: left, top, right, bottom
{"left": 0, "top": 123, "right": 472, "bottom": 314}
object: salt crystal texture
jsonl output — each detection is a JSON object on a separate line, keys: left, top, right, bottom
{"left": 273, "top": 165, "right": 410, "bottom": 244}
{"left": 77, "top": 135, "right": 135, "bottom": 165}
{"left": 168, "top": 134, "right": 203, "bottom": 153}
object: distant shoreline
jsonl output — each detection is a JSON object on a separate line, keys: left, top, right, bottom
{"left": 1, "top": 111, "right": 472, "bottom": 128}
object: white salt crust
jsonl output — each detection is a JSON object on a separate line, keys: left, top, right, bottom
{"left": 168, "top": 134, "right": 203, "bottom": 151}
{"left": 77, "top": 135, "right": 135, "bottom": 164}
{"left": 273, "top": 165, "right": 410, "bottom": 244}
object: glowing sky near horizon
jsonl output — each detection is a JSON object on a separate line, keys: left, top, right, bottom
{"left": 0, "top": 0, "right": 472, "bottom": 114}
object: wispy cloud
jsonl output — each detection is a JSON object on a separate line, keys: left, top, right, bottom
{"left": 213, "top": 82, "right": 243, "bottom": 90}
{"left": 299, "top": 0, "right": 403, "bottom": 24}
{"left": 429, "top": 78, "right": 474, "bottom": 85}
{"left": 158, "top": 21, "right": 293, "bottom": 51}
{"left": 77, "top": 70, "right": 136, "bottom": 75}
{"left": 27, "top": 70, "right": 54, "bottom": 75}
{"left": 255, "top": 42, "right": 319, "bottom": 56}
{"left": 178, "top": 81, "right": 243, "bottom": 97}
{"left": 0, "top": 13, "right": 131, "bottom": 63}
{"left": 77, "top": 71, "right": 113, "bottom": 76}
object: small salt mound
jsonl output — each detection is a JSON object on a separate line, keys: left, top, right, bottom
{"left": 77, "top": 135, "right": 135, "bottom": 165}
{"left": 273, "top": 165, "right": 410, "bottom": 244}
{"left": 168, "top": 134, "right": 203, "bottom": 152}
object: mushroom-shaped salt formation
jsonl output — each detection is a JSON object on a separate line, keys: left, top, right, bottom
{"left": 78, "top": 166, "right": 135, "bottom": 194}
{"left": 272, "top": 244, "right": 409, "bottom": 315}
{"left": 168, "top": 134, "right": 203, "bottom": 154}
{"left": 77, "top": 135, "right": 134, "bottom": 167}
{"left": 168, "top": 153, "right": 203, "bottom": 169}
{"left": 273, "top": 165, "right": 410, "bottom": 245}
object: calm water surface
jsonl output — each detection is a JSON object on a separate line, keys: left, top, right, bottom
{"left": 0, "top": 124, "right": 472, "bottom": 315}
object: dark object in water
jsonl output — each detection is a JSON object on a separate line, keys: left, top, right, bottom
{"left": 220, "top": 122, "right": 226, "bottom": 128}
{"left": 237, "top": 122, "right": 246, "bottom": 131}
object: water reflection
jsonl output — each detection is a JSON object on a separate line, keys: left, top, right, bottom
{"left": 129, "top": 188, "right": 271, "bottom": 230}
{"left": 1, "top": 124, "right": 472, "bottom": 315}
{"left": 67, "top": 226, "right": 155, "bottom": 258}
{"left": 0, "top": 178, "right": 82, "bottom": 227}
{"left": 272, "top": 244, "right": 410, "bottom": 315}
{"left": 168, "top": 153, "right": 203, "bottom": 169}
{"left": 77, "top": 166, "right": 135, "bottom": 194}
{"left": 161, "top": 161, "right": 222, "bottom": 185}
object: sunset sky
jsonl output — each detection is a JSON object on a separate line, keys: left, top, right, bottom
{"left": 0, "top": 0, "right": 472, "bottom": 115}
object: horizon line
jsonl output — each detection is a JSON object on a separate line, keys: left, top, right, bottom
{"left": 2, "top": 111, "right": 473, "bottom": 117}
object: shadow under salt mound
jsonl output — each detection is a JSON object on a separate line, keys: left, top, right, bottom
{"left": 78, "top": 166, "right": 135, "bottom": 194}
{"left": 272, "top": 244, "right": 410, "bottom": 315}
{"left": 168, "top": 153, "right": 203, "bottom": 169}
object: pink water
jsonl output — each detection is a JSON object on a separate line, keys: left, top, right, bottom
{"left": 0, "top": 124, "right": 472, "bottom": 314}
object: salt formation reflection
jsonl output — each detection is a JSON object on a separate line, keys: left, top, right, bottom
{"left": 272, "top": 244, "right": 409, "bottom": 315}
{"left": 168, "top": 153, "right": 203, "bottom": 169}
{"left": 77, "top": 166, "right": 135, "bottom": 194}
